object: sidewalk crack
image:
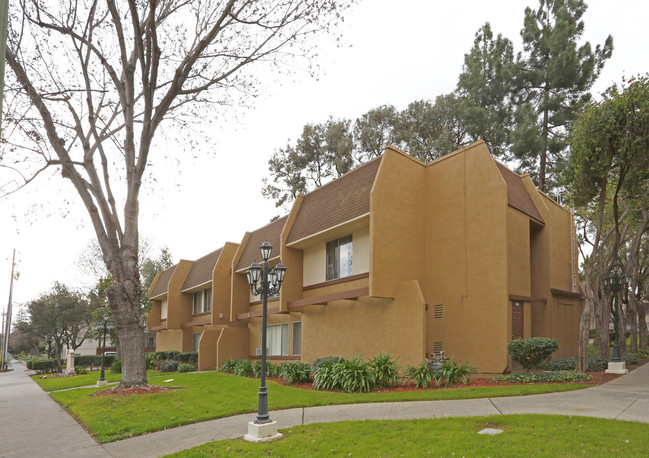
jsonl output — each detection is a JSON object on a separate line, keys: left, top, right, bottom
{"left": 615, "top": 397, "right": 639, "bottom": 420}
{"left": 488, "top": 398, "right": 503, "bottom": 414}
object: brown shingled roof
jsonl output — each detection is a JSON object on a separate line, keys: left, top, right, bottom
{"left": 496, "top": 162, "right": 544, "bottom": 223}
{"left": 235, "top": 215, "right": 288, "bottom": 272}
{"left": 286, "top": 156, "right": 382, "bottom": 244}
{"left": 181, "top": 248, "right": 223, "bottom": 291}
{"left": 150, "top": 264, "right": 177, "bottom": 298}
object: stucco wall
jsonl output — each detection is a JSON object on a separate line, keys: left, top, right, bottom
{"left": 425, "top": 143, "right": 510, "bottom": 373}
{"left": 216, "top": 325, "right": 249, "bottom": 367}
{"left": 155, "top": 329, "right": 183, "bottom": 351}
{"left": 300, "top": 280, "right": 426, "bottom": 367}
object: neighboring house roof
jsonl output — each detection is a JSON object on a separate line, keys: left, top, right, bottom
{"left": 286, "top": 156, "right": 382, "bottom": 244}
{"left": 150, "top": 264, "right": 177, "bottom": 298}
{"left": 236, "top": 215, "right": 289, "bottom": 271}
{"left": 496, "top": 162, "right": 545, "bottom": 223}
{"left": 181, "top": 248, "right": 223, "bottom": 291}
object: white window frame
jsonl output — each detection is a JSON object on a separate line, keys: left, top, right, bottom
{"left": 326, "top": 235, "right": 353, "bottom": 281}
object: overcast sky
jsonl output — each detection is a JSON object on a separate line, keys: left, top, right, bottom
{"left": 2, "top": 0, "right": 648, "bottom": 310}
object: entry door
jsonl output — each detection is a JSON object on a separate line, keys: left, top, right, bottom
{"left": 512, "top": 301, "right": 524, "bottom": 340}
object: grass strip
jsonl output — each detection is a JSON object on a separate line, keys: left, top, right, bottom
{"left": 32, "top": 370, "right": 161, "bottom": 392}
{"left": 49, "top": 371, "right": 589, "bottom": 443}
{"left": 166, "top": 414, "right": 647, "bottom": 457}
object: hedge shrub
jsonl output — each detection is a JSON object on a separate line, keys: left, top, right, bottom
{"left": 74, "top": 355, "right": 115, "bottom": 368}
{"left": 177, "top": 352, "right": 198, "bottom": 363}
{"left": 161, "top": 361, "right": 179, "bottom": 372}
{"left": 508, "top": 337, "right": 559, "bottom": 370}
{"left": 110, "top": 360, "right": 122, "bottom": 374}
{"left": 31, "top": 359, "right": 57, "bottom": 373}
{"left": 494, "top": 370, "right": 591, "bottom": 383}
{"left": 220, "top": 359, "right": 238, "bottom": 374}
{"left": 178, "top": 363, "right": 197, "bottom": 373}
{"left": 369, "top": 353, "right": 400, "bottom": 388}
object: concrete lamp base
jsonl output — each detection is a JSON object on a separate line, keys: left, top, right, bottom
{"left": 605, "top": 361, "right": 628, "bottom": 375}
{"left": 96, "top": 380, "right": 109, "bottom": 387}
{"left": 243, "top": 421, "right": 283, "bottom": 443}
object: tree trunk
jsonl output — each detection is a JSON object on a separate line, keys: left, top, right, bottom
{"left": 577, "top": 293, "right": 593, "bottom": 372}
{"left": 106, "top": 251, "right": 147, "bottom": 388}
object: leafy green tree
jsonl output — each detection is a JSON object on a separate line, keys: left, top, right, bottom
{"left": 395, "top": 95, "right": 468, "bottom": 162}
{"left": 353, "top": 104, "right": 399, "bottom": 162}
{"left": 457, "top": 23, "right": 517, "bottom": 157}
{"left": 262, "top": 117, "right": 354, "bottom": 210}
{"left": 566, "top": 76, "right": 649, "bottom": 370}
{"left": 140, "top": 247, "right": 175, "bottom": 309}
{"left": 8, "top": 319, "right": 40, "bottom": 355}
{"left": 513, "top": 0, "right": 613, "bottom": 191}
{"left": 28, "top": 283, "right": 92, "bottom": 371}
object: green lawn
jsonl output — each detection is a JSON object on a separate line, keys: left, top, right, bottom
{"left": 49, "top": 371, "right": 590, "bottom": 443}
{"left": 32, "top": 370, "right": 160, "bottom": 392}
{"left": 167, "top": 414, "right": 648, "bottom": 457}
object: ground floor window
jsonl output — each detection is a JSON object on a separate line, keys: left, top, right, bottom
{"left": 264, "top": 323, "right": 288, "bottom": 356}
{"left": 192, "top": 332, "right": 201, "bottom": 352}
{"left": 292, "top": 322, "right": 301, "bottom": 355}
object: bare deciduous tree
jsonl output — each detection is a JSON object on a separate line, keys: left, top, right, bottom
{"left": 2, "top": 0, "right": 352, "bottom": 387}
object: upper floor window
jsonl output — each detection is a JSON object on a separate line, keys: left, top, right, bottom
{"left": 193, "top": 288, "right": 212, "bottom": 314}
{"left": 326, "top": 235, "right": 352, "bottom": 280}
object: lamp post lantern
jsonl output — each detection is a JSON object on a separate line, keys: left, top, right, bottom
{"left": 603, "top": 261, "right": 630, "bottom": 370}
{"left": 243, "top": 240, "right": 286, "bottom": 441}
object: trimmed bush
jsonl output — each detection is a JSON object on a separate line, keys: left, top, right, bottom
{"left": 404, "top": 363, "right": 433, "bottom": 389}
{"left": 369, "top": 353, "right": 400, "bottom": 388}
{"left": 178, "top": 363, "right": 197, "bottom": 373}
{"left": 313, "top": 356, "right": 344, "bottom": 372}
{"left": 433, "top": 358, "right": 477, "bottom": 387}
{"left": 160, "top": 361, "right": 179, "bottom": 372}
{"left": 544, "top": 357, "right": 577, "bottom": 371}
{"left": 508, "top": 337, "right": 559, "bottom": 370}
{"left": 75, "top": 366, "right": 88, "bottom": 375}
{"left": 110, "top": 360, "right": 122, "bottom": 374}
{"left": 32, "top": 359, "right": 57, "bottom": 373}
{"left": 279, "top": 361, "right": 311, "bottom": 384}
{"left": 494, "top": 370, "right": 591, "bottom": 383}
{"left": 74, "top": 355, "right": 115, "bottom": 368}
{"left": 623, "top": 352, "right": 640, "bottom": 365}
{"left": 587, "top": 355, "right": 608, "bottom": 371}
{"left": 177, "top": 352, "right": 198, "bottom": 363}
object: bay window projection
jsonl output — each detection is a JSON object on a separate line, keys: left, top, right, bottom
{"left": 326, "top": 235, "right": 353, "bottom": 280}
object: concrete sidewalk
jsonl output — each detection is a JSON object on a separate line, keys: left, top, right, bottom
{"left": 2, "top": 359, "right": 649, "bottom": 458}
{"left": 0, "top": 359, "right": 109, "bottom": 457}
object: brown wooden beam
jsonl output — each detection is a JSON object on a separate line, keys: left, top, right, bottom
{"left": 236, "top": 307, "right": 283, "bottom": 320}
{"left": 288, "top": 287, "right": 370, "bottom": 310}
{"left": 150, "top": 324, "right": 167, "bottom": 332}
{"left": 509, "top": 294, "right": 547, "bottom": 304}
{"left": 181, "top": 319, "right": 211, "bottom": 329}
{"left": 550, "top": 288, "right": 583, "bottom": 299}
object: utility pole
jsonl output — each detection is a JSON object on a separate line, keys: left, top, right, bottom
{"left": 1, "top": 249, "right": 16, "bottom": 370}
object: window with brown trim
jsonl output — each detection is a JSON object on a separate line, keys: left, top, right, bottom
{"left": 326, "top": 235, "right": 353, "bottom": 281}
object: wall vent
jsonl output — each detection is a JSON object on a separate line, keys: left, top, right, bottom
{"left": 255, "top": 347, "right": 262, "bottom": 356}
{"left": 434, "top": 304, "right": 443, "bottom": 319}
{"left": 433, "top": 342, "right": 443, "bottom": 354}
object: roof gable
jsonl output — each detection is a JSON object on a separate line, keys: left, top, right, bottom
{"left": 236, "top": 215, "right": 288, "bottom": 271}
{"left": 181, "top": 248, "right": 223, "bottom": 291}
{"left": 496, "top": 162, "right": 544, "bottom": 223}
{"left": 286, "top": 156, "right": 382, "bottom": 244}
{"left": 150, "top": 264, "right": 177, "bottom": 298}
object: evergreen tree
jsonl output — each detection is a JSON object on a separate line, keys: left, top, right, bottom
{"left": 457, "top": 23, "right": 517, "bottom": 158}
{"left": 513, "top": 0, "right": 613, "bottom": 191}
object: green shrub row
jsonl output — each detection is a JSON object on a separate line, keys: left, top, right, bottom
{"left": 110, "top": 360, "right": 122, "bottom": 374}
{"left": 221, "top": 360, "right": 311, "bottom": 383}
{"left": 178, "top": 363, "right": 197, "bottom": 373}
{"left": 545, "top": 352, "right": 643, "bottom": 372}
{"left": 74, "top": 355, "right": 115, "bottom": 368}
{"left": 149, "top": 351, "right": 198, "bottom": 369}
{"left": 494, "top": 370, "right": 591, "bottom": 383}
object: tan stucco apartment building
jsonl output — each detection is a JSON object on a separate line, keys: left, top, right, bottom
{"left": 148, "top": 142, "right": 581, "bottom": 374}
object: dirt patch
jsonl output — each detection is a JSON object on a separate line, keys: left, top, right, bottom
{"left": 91, "top": 384, "right": 181, "bottom": 397}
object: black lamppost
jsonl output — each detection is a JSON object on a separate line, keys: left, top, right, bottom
{"left": 246, "top": 241, "right": 286, "bottom": 425}
{"left": 602, "top": 261, "right": 630, "bottom": 362}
